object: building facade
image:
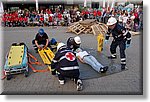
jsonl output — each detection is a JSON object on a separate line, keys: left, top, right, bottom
{"left": 1, "top": 0, "right": 142, "bottom": 12}
{"left": 1, "top": 0, "right": 108, "bottom": 11}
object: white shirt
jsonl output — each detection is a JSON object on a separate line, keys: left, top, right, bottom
{"left": 76, "top": 11, "right": 80, "bottom": 16}
{"left": 123, "top": 16, "right": 128, "bottom": 23}
{"left": 119, "top": 15, "right": 123, "bottom": 22}
{"left": 50, "top": 14, "right": 54, "bottom": 17}
{"left": 44, "top": 13, "right": 48, "bottom": 19}
{"left": 130, "top": 15, "right": 135, "bottom": 20}
{"left": 76, "top": 51, "right": 89, "bottom": 59}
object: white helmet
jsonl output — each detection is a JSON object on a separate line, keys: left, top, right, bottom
{"left": 74, "top": 36, "right": 81, "bottom": 44}
{"left": 57, "top": 42, "right": 66, "bottom": 51}
{"left": 107, "top": 17, "right": 117, "bottom": 26}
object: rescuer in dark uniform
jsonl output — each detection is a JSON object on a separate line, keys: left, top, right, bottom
{"left": 51, "top": 42, "right": 83, "bottom": 91}
{"left": 105, "top": 17, "right": 131, "bottom": 70}
{"left": 67, "top": 36, "right": 81, "bottom": 51}
{"left": 32, "top": 28, "right": 58, "bottom": 53}
{"left": 32, "top": 28, "right": 49, "bottom": 52}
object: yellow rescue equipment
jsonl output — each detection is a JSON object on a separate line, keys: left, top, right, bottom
{"left": 97, "top": 34, "right": 104, "bottom": 52}
{"left": 38, "top": 47, "right": 55, "bottom": 71}
{"left": 38, "top": 47, "right": 54, "bottom": 64}
{"left": 8, "top": 45, "right": 24, "bottom": 67}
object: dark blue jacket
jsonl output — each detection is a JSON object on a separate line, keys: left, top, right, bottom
{"left": 105, "top": 23, "right": 131, "bottom": 44}
{"left": 51, "top": 47, "right": 79, "bottom": 71}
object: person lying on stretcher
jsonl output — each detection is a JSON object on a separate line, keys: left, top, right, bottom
{"left": 75, "top": 48, "right": 108, "bottom": 73}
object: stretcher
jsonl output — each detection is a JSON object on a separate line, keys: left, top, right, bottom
{"left": 38, "top": 47, "right": 54, "bottom": 71}
{"left": 4, "top": 43, "right": 29, "bottom": 80}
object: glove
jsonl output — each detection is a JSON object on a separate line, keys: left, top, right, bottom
{"left": 126, "top": 43, "right": 130, "bottom": 48}
{"left": 104, "top": 40, "right": 108, "bottom": 44}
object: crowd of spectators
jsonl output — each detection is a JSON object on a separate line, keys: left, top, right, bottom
{"left": 1, "top": 6, "right": 143, "bottom": 32}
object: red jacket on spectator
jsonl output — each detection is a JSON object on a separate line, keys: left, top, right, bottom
{"left": 25, "top": 12, "right": 29, "bottom": 17}
{"left": 81, "top": 10, "right": 85, "bottom": 16}
{"left": 97, "top": 10, "right": 102, "bottom": 16}
{"left": 93, "top": 10, "right": 97, "bottom": 16}
{"left": 8, "top": 13, "right": 13, "bottom": 22}
{"left": 23, "top": 17, "right": 28, "bottom": 22}
{"left": 85, "top": 11, "right": 89, "bottom": 15}
{"left": 2, "top": 17, "right": 6, "bottom": 22}
{"left": 7, "top": 17, "right": 11, "bottom": 22}
{"left": 46, "top": 10, "right": 52, "bottom": 15}
{"left": 134, "top": 12, "right": 139, "bottom": 19}
{"left": 19, "top": 17, "right": 23, "bottom": 22}
{"left": 11, "top": 14, "right": 16, "bottom": 22}
{"left": 3, "top": 13, "right": 7, "bottom": 18}
{"left": 13, "top": 12, "right": 18, "bottom": 18}
{"left": 40, "top": 17, "right": 44, "bottom": 21}
{"left": 58, "top": 13, "right": 62, "bottom": 20}
{"left": 14, "top": 17, "right": 19, "bottom": 22}
{"left": 49, "top": 16, "right": 53, "bottom": 22}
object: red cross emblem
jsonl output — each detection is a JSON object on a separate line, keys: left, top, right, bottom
{"left": 65, "top": 52, "right": 75, "bottom": 61}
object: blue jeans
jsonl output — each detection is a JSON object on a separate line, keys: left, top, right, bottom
{"left": 138, "top": 21, "right": 143, "bottom": 30}
{"left": 83, "top": 55, "right": 104, "bottom": 72}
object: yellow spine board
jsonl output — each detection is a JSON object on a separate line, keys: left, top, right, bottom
{"left": 8, "top": 45, "right": 24, "bottom": 66}
{"left": 38, "top": 49, "right": 51, "bottom": 64}
{"left": 38, "top": 48, "right": 54, "bottom": 65}
{"left": 97, "top": 34, "right": 104, "bottom": 52}
{"left": 43, "top": 48, "right": 55, "bottom": 61}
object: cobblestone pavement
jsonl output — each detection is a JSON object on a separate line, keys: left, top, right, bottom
{"left": 1, "top": 27, "right": 143, "bottom": 95}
